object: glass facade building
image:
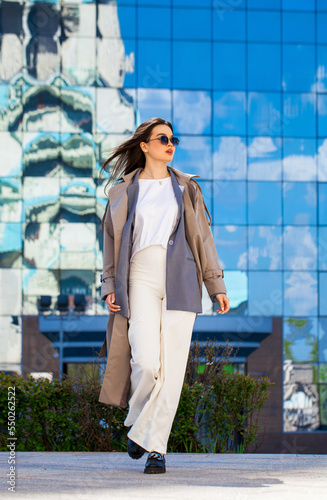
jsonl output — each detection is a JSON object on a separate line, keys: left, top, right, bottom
{"left": 0, "top": 0, "right": 327, "bottom": 437}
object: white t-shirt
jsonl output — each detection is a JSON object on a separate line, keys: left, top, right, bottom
{"left": 131, "top": 176, "right": 185, "bottom": 261}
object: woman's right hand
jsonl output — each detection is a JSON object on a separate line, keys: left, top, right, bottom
{"left": 105, "top": 293, "right": 121, "bottom": 315}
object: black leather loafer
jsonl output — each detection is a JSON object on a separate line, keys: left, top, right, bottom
{"left": 144, "top": 452, "right": 166, "bottom": 474}
{"left": 127, "top": 438, "right": 146, "bottom": 460}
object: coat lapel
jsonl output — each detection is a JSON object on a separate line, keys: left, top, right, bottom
{"left": 168, "top": 167, "right": 183, "bottom": 232}
{"left": 114, "top": 168, "right": 141, "bottom": 318}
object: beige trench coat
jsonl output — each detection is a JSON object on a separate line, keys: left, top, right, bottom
{"left": 98, "top": 166, "right": 227, "bottom": 407}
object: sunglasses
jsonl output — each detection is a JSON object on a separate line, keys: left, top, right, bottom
{"left": 145, "top": 135, "right": 180, "bottom": 147}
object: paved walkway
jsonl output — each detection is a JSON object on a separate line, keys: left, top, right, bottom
{"left": 1, "top": 452, "right": 326, "bottom": 499}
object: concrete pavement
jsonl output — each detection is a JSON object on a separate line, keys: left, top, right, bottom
{"left": 1, "top": 452, "right": 326, "bottom": 499}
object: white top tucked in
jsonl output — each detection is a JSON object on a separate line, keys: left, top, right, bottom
{"left": 131, "top": 176, "right": 185, "bottom": 261}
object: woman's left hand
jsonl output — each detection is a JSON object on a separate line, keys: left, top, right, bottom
{"left": 214, "top": 294, "right": 230, "bottom": 314}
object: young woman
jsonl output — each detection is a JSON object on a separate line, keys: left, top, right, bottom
{"left": 98, "top": 117, "right": 230, "bottom": 474}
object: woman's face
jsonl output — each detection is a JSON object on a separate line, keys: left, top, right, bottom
{"left": 141, "top": 125, "right": 176, "bottom": 163}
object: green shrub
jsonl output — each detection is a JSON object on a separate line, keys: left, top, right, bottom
{"left": 0, "top": 371, "right": 128, "bottom": 452}
{"left": 0, "top": 341, "right": 273, "bottom": 452}
{"left": 168, "top": 340, "right": 273, "bottom": 453}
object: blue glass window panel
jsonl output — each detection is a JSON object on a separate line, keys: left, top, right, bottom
{"left": 282, "top": 45, "right": 315, "bottom": 92}
{"left": 0, "top": 132, "right": 22, "bottom": 177}
{"left": 283, "top": 138, "right": 316, "bottom": 181}
{"left": 136, "top": 0, "right": 162, "bottom": 7}
{"left": 23, "top": 132, "right": 61, "bottom": 178}
{"left": 172, "top": 0, "right": 212, "bottom": 6}
{"left": 24, "top": 222, "right": 60, "bottom": 269}
{"left": 60, "top": 178, "right": 96, "bottom": 223}
{"left": 248, "top": 44, "right": 281, "bottom": 92}
{"left": 95, "top": 135, "right": 120, "bottom": 179}
{"left": 213, "top": 180, "right": 246, "bottom": 224}
{"left": 319, "top": 318, "right": 327, "bottom": 363}
{"left": 121, "top": 39, "right": 136, "bottom": 88}
{"left": 137, "top": 89, "right": 171, "bottom": 126}
{"left": 23, "top": 177, "right": 60, "bottom": 223}
{"left": 212, "top": 9, "right": 245, "bottom": 42}
{"left": 61, "top": 86, "right": 95, "bottom": 134}
{"left": 248, "top": 0, "right": 281, "bottom": 8}
{"left": 0, "top": 85, "right": 23, "bottom": 132}
{"left": 0, "top": 178, "right": 22, "bottom": 223}
{"left": 282, "top": 0, "right": 315, "bottom": 10}
{"left": 0, "top": 34, "right": 23, "bottom": 84}
{"left": 213, "top": 43, "right": 245, "bottom": 90}
{"left": 283, "top": 226, "right": 317, "bottom": 271}
{"left": 284, "top": 271, "right": 318, "bottom": 317}
{"left": 119, "top": 0, "right": 137, "bottom": 4}
{"left": 61, "top": 37, "right": 96, "bottom": 87}
{"left": 283, "top": 93, "right": 316, "bottom": 138}
{"left": 318, "top": 138, "right": 327, "bottom": 182}
{"left": 283, "top": 13, "right": 315, "bottom": 44}
{"left": 318, "top": 227, "right": 327, "bottom": 271}
{"left": 97, "top": 88, "right": 135, "bottom": 134}
{"left": 318, "top": 0, "right": 327, "bottom": 11}
{"left": 60, "top": 223, "right": 95, "bottom": 269}
{"left": 318, "top": 13, "right": 327, "bottom": 44}
{"left": 213, "top": 92, "right": 246, "bottom": 136}
{"left": 248, "top": 181, "right": 282, "bottom": 225}
{"left": 23, "top": 269, "right": 60, "bottom": 300}
{"left": 247, "top": 11, "right": 281, "bottom": 43}
{"left": 317, "top": 45, "right": 327, "bottom": 93}
{"left": 223, "top": 270, "right": 247, "bottom": 312}
{"left": 173, "top": 135, "right": 212, "bottom": 179}
{"left": 319, "top": 182, "right": 327, "bottom": 224}
{"left": 1, "top": 272, "right": 22, "bottom": 316}
{"left": 0, "top": 222, "right": 22, "bottom": 254}
{"left": 318, "top": 95, "right": 327, "bottom": 137}
{"left": 138, "top": 7, "right": 171, "bottom": 39}
{"left": 213, "top": 225, "right": 247, "bottom": 270}
{"left": 172, "top": 41, "right": 211, "bottom": 90}
{"left": 117, "top": 6, "right": 136, "bottom": 38}
{"left": 23, "top": 85, "right": 61, "bottom": 133}
{"left": 213, "top": 136, "right": 246, "bottom": 180}
{"left": 137, "top": 40, "right": 171, "bottom": 88}
{"left": 0, "top": 1, "right": 24, "bottom": 35}
{"left": 247, "top": 137, "right": 282, "bottom": 181}
{"left": 24, "top": 3, "right": 60, "bottom": 37}
{"left": 248, "top": 271, "right": 282, "bottom": 316}
{"left": 61, "top": 177, "right": 95, "bottom": 198}
{"left": 96, "top": 37, "right": 135, "bottom": 87}
{"left": 173, "top": 7, "right": 211, "bottom": 40}
{"left": 173, "top": 90, "right": 211, "bottom": 135}
{"left": 248, "top": 226, "right": 282, "bottom": 270}
{"left": 283, "top": 317, "right": 318, "bottom": 364}
{"left": 61, "top": 132, "right": 95, "bottom": 177}
{"left": 60, "top": 269, "right": 94, "bottom": 296}
{"left": 283, "top": 182, "right": 317, "bottom": 225}
{"left": 248, "top": 93, "right": 282, "bottom": 137}
{"left": 319, "top": 365, "right": 327, "bottom": 383}
{"left": 319, "top": 272, "right": 327, "bottom": 315}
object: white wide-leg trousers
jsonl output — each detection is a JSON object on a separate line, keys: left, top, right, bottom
{"left": 124, "top": 244, "right": 196, "bottom": 455}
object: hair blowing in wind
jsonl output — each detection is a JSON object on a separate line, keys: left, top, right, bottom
{"left": 100, "top": 117, "right": 174, "bottom": 195}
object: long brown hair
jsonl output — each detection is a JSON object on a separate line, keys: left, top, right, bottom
{"left": 100, "top": 117, "right": 174, "bottom": 196}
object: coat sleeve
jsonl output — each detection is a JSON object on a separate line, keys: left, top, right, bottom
{"left": 191, "top": 179, "right": 227, "bottom": 300}
{"left": 100, "top": 199, "right": 115, "bottom": 301}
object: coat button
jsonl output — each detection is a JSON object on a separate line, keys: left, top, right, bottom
{"left": 168, "top": 240, "right": 174, "bottom": 245}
